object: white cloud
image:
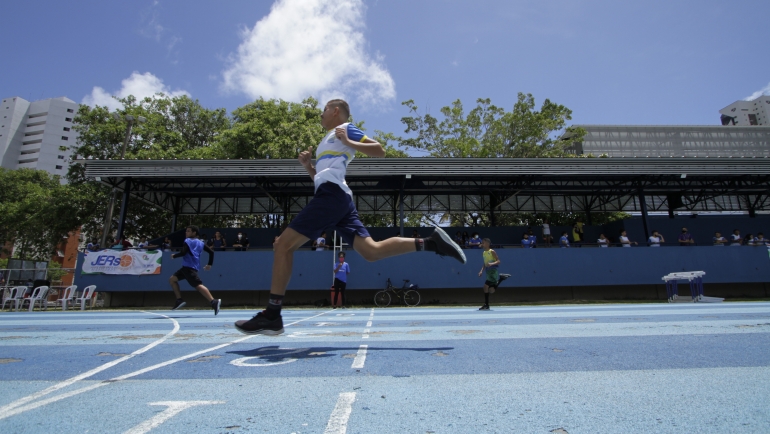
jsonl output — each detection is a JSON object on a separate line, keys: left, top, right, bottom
{"left": 744, "top": 82, "right": 770, "bottom": 101}
{"left": 82, "top": 72, "right": 190, "bottom": 111}
{"left": 221, "top": 0, "right": 395, "bottom": 110}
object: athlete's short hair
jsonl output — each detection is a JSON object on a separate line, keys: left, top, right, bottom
{"left": 187, "top": 225, "right": 199, "bottom": 235}
{"left": 339, "top": 252, "right": 346, "bottom": 258}
{"left": 327, "top": 99, "right": 350, "bottom": 120}
{"left": 482, "top": 238, "right": 491, "bottom": 244}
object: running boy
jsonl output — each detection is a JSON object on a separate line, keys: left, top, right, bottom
{"left": 235, "top": 99, "right": 465, "bottom": 335}
{"left": 170, "top": 225, "right": 221, "bottom": 315}
{"left": 478, "top": 238, "right": 500, "bottom": 311}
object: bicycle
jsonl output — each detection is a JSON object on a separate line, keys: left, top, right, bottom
{"left": 374, "top": 278, "right": 421, "bottom": 307}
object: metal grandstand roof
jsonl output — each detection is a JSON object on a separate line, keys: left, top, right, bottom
{"left": 78, "top": 158, "right": 770, "bottom": 216}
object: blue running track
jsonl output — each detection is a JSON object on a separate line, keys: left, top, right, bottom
{"left": 1, "top": 302, "right": 770, "bottom": 433}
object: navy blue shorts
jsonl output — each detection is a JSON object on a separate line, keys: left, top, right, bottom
{"left": 288, "top": 182, "right": 370, "bottom": 246}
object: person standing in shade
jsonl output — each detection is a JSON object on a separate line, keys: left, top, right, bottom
{"left": 572, "top": 218, "right": 584, "bottom": 245}
{"left": 233, "top": 232, "right": 250, "bottom": 251}
{"left": 313, "top": 231, "right": 327, "bottom": 251}
{"left": 648, "top": 230, "right": 664, "bottom": 247}
{"left": 332, "top": 252, "right": 350, "bottom": 308}
{"left": 542, "top": 218, "right": 552, "bottom": 246}
{"left": 468, "top": 232, "right": 482, "bottom": 249}
{"left": 234, "top": 99, "right": 465, "bottom": 335}
{"left": 559, "top": 231, "right": 570, "bottom": 248}
{"left": 597, "top": 233, "right": 609, "bottom": 247}
{"left": 619, "top": 230, "right": 638, "bottom": 247}
{"left": 211, "top": 231, "right": 227, "bottom": 251}
{"left": 169, "top": 225, "right": 220, "bottom": 315}
{"left": 730, "top": 229, "right": 742, "bottom": 246}
{"left": 678, "top": 227, "right": 694, "bottom": 246}
{"left": 478, "top": 238, "right": 500, "bottom": 311}
{"left": 521, "top": 233, "right": 531, "bottom": 248}
{"left": 713, "top": 232, "right": 727, "bottom": 246}
{"left": 462, "top": 231, "right": 470, "bottom": 248}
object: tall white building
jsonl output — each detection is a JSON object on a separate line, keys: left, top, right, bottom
{"left": 0, "top": 96, "right": 78, "bottom": 181}
{"left": 719, "top": 95, "right": 770, "bottom": 126}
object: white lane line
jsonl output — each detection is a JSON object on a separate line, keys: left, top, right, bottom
{"left": 0, "top": 309, "right": 333, "bottom": 421}
{"left": 0, "top": 311, "right": 179, "bottom": 415}
{"left": 365, "top": 321, "right": 372, "bottom": 327}
{"left": 323, "top": 392, "right": 356, "bottom": 434}
{"left": 123, "top": 401, "right": 225, "bottom": 434}
{"left": 351, "top": 345, "right": 368, "bottom": 369}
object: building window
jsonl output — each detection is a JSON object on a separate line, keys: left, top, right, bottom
{"left": 58, "top": 155, "right": 65, "bottom": 159}
{"left": 63, "top": 127, "right": 70, "bottom": 131}
{"left": 56, "top": 165, "right": 63, "bottom": 170}
{"left": 749, "top": 114, "right": 758, "bottom": 125}
{"left": 66, "top": 108, "right": 74, "bottom": 113}
{"left": 65, "top": 117, "right": 72, "bottom": 122}
{"left": 61, "top": 136, "right": 69, "bottom": 140}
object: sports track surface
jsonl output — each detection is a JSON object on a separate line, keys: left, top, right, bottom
{"left": 1, "top": 302, "right": 770, "bottom": 433}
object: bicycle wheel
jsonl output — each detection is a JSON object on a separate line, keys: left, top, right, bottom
{"left": 403, "top": 290, "right": 421, "bottom": 307}
{"left": 374, "top": 291, "right": 391, "bottom": 307}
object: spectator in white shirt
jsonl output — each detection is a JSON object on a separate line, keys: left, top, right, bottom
{"left": 542, "top": 218, "right": 552, "bottom": 246}
{"left": 730, "top": 229, "right": 742, "bottom": 246}
{"left": 597, "top": 234, "right": 609, "bottom": 248}
{"left": 744, "top": 233, "right": 756, "bottom": 246}
{"left": 713, "top": 232, "right": 727, "bottom": 246}
{"left": 756, "top": 232, "right": 768, "bottom": 246}
{"left": 619, "top": 230, "right": 638, "bottom": 247}
{"left": 648, "top": 230, "right": 664, "bottom": 247}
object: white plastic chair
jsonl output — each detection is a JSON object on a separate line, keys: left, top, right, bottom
{"left": 74, "top": 285, "right": 97, "bottom": 310}
{"left": 52, "top": 285, "right": 77, "bottom": 311}
{"left": 21, "top": 286, "right": 50, "bottom": 312}
{"left": 2, "top": 286, "right": 28, "bottom": 311}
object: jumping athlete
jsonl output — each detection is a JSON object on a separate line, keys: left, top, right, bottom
{"left": 169, "top": 225, "right": 221, "bottom": 315}
{"left": 235, "top": 99, "right": 466, "bottom": 335}
{"left": 477, "top": 238, "right": 509, "bottom": 310}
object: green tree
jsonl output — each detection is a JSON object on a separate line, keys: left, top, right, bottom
{"left": 399, "top": 93, "right": 585, "bottom": 158}
{"left": 68, "top": 93, "right": 232, "bottom": 240}
{"left": 0, "top": 168, "right": 93, "bottom": 260}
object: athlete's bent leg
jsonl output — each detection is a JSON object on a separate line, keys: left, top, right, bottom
{"left": 195, "top": 284, "right": 214, "bottom": 302}
{"left": 353, "top": 236, "right": 415, "bottom": 262}
{"left": 169, "top": 276, "right": 182, "bottom": 299}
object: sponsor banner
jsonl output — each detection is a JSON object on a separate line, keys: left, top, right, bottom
{"left": 82, "top": 250, "right": 162, "bottom": 275}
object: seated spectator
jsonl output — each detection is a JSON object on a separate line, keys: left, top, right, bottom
{"left": 713, "top": 232, "right": 727, "bottom": 246}
{"left": 462, "top": 231, "right": 470, "bottom": 248}
{"left": 137, "top": 236, "right": 149, "bottom": 251}
{"left": 468, "top": 232, "right": 482, "bottom": 249}
{"left": 619, "top": 230, "right": 638, "bottom": 247}
{"left": 454, "top": 231, "right": 463, "bottom": 245}
{"left": 232, "top": 232, "right": 250, "bottom": 251}
{"left": 730, "top": 229, "right": 742, "bottom": 246}
{"left": 313, "top": 232, "right": 327, "bottom": 251}
{"left": 108, "top": 238, "right": 122, "bottom": 251}
{"left": 86, "top": 240, "right": 100, "bottom": 252}
{"left": 744, "top": 233, "right": 756, "bottom": 246}
{"left": 527, "top": 229, "right": 537, "bottom": 248}
{"left": 161, "top": 237, "right": 172, "bottom": 251}
{"left": 597, "top": 234, "right": 609, "bottom": 248}
{"left": 678, "top": 227, "right": 694, "bottom": 246}
{"left": 648, "top": 230, "right": 664, "bottom": 247}
{"left": 118, "top": 238, "right": 132, "bottom": 251}
{"left": 211, "top": 231, "right": 227, "bottom": 251}
{"left": 756, "top": 232, "right": 768, "bottom": 246}
{"left": 521, "top": 233, "right": 531, "bottom": 248}
{"left": 559, "top": 231, "right": 570, "bottom": 248}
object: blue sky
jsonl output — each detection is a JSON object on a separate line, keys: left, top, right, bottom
{"left": 2, "top": 0, "right": 769, "bottom": 144}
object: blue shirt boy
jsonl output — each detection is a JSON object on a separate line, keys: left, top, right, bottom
{"left": 334, "top": 262, "right": 350, "bottom": 282}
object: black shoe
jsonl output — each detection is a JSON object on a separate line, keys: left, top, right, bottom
{"left": 172, "top": 299, "right": 186, "bottom": 310}
{"left": 497, "top": 274, "right": 511, "bottom": 285}
{"left": 211, "top": 299, "right": 221, "bottom": 316}
{"left": 234, "top": 311, "right": 284, "bottom": 336}
{"left": 479, "top": 304, "right": 490, "bottom": 311}
{"left": 428, "top": 227, "right": 467, "bottom": 264}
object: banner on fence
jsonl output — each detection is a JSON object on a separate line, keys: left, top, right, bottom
{"left": 81, "top": 250, "right": 162, "bottom": 275}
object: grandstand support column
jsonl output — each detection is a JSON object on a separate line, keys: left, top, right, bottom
{"left": 116, "top": 177, "right": 132, "bottom": 242}
{"left": 489, "top": 194, "right": 497, "bottom": 227}
{"left": 170, "top": 214, "right": 177, "bottom": 232}
{"left": 392, "top": 194, "right": 398, "bottom": 230}
{"left": 638, "top": 191, "right": 650, "bottom": 241}
{"left": 747, "top": 195, "right": 756, "bottom": 218}
{"left": 399, "top": 180, "right": 405, "bottom": 237}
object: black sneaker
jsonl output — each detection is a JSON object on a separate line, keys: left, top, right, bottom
{"left": 211, "top": 299, "right": 221, "bottom": 316}
{"left": 498, "top": 274, "right": 511, "bottom": 285}
{"left": 234, "top": 311, "right": 284, "bottom": 336}
{"left": 172, "top": 299, "right": 186, "bottom": 310}
{"left": 428, "top": 227, "right": 467, "bottom": 264}
{"left": 478, "top": 304, "right": 490, "bottom": 311}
